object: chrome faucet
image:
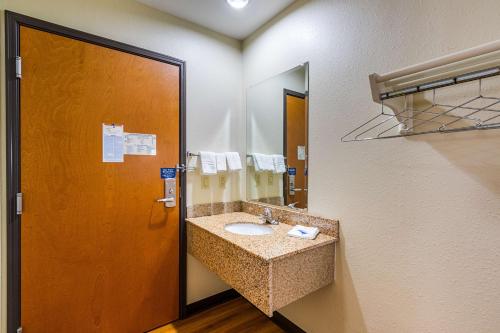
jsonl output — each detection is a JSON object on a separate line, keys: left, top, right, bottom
{"left": 260, "top": 207, "right": 278, "bottom": 225}
{"left": 287, "top": 202, "right": 299, "bottom": 209}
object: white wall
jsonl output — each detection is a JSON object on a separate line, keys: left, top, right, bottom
{"left": 243, "top": 0, "right": 500, "bottom": 332}
{"left": 0, "top": 0, "right": 239, "bottom": 331}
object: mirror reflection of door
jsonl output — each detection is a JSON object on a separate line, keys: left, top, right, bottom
{"left": 284, "top": 89, "right": 308, "bottom": 209}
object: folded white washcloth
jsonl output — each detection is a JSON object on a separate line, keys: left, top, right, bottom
{"left": 215, "top": 153, "right": 227, "bottom": 172}
{"left": 272, "top": 154, "right": 286, "bottom": 174}
{"left": 199, "top": 151, "right": 217, "bottom": 175}
{"left": 187, "top": 155, "right": 198, "bottom": 171}
{"left": 225, "top": 152, "right": 242, "bottom": 172}
{"left": 252, "top": 153, "right": 274, "bottom": 172}
{"left": 287, "top": 225, "right": 320, "bottom": 240}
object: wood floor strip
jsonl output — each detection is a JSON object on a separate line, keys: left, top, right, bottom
{"left": 152, "top": 298, "right": 284, "bottom": 333}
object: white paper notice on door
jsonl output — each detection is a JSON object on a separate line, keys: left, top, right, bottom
{"left": 297, "top": 145, "right": 306, "bottom": 161}
{"left": 124, "top": 133, "right": 157, "bottom": 155}
{"left": 103, "top": 124, "right": 124, "bottom": 163}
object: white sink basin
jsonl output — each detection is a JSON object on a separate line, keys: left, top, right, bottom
{"left": 224, "top": 222, "right": 273, "bottom": 236}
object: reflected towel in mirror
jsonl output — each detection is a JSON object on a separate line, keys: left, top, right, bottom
{"left": 252, "top": 153, "right": 274, "bottom": 172}
{"left": 272, "top": 154, "right": 286, "bottom": 174}
{"left": 215, "top": 153, "right": 227, "bottom": 172}
{"left": 225, "top": 152, "right": 242, "bottom": 171}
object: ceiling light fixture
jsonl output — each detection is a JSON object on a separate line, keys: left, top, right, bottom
{"left": 226, "top": 0, "right": 249, "bottom": 10}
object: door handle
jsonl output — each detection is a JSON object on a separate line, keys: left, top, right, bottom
{"left": 157, "top": 197, "right": 175, "bottom": 203}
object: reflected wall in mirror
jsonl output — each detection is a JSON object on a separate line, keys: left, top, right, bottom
{"left": 246, "top": 63, "right": 309, "bottom": 210}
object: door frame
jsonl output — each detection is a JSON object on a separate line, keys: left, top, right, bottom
{"left": 282, "top": 89, "right": 307, "bottom": 206}
{"left": 5, "top": 11, "right": 188, "bottom": 332}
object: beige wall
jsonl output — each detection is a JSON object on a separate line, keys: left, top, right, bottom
{"left": 0, "top": 0, "right": 239, "bottom": 331}
{"left": 4, "top": 1, "right": 500, "bottom": 332}
{"left": 243, "top": 0, "right": 500, "bottom": 332}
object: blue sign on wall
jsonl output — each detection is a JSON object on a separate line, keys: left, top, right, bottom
{"left": 288, "top": 167, "right": 297, "bottom": 176}
{"left": 161, "top": 168, "right": 177, "bottom": 179}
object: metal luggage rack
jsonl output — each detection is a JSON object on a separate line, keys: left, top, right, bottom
{"left": 342, "top": 40, "right": 500, "bottom": 142}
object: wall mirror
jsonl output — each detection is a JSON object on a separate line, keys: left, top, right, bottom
{"left": 246, "top": 63, "right": 309, "bottom": 210}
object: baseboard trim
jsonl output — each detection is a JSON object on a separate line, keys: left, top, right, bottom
{"left": 271, "top": 311, "right": 307, "bottom": 333}
{"left": 185, "top": 288, "right": 240, "bottom": 316}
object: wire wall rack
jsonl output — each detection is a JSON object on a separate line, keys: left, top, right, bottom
{"left": 342, "top": 75, "right": 500, "bottom": 142}
{"left": 342, "top": 39, "right": 500, "bottom": 142}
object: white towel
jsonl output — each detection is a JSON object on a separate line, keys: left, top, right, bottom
{"left": 262, "top": 154, "right": 275, "bottom": 171}
{"left": 251, "top": 154, "right": 261, "bottom": 172}
{"left": 272, "top": 154, "right": 286, "bottom": 174}
{"left": 215, "top": 153, "right": 227, "bottom": 172}
{"left": 252, "top": 153, "right": 274, "bottom": 172}
{"left": 225, "top": 152, "right": 242, "bottom": 172}
{"left": 251, "top": 154, "right": 260, "bottom": 172}
{"left": 187, "top": 155, "right": 198, "bottom": 171}
{"left": 199, "top": 151, "right": 217, "bottom": 175}
{"left": 287, "top": 225, "right": 320, "bottom": 240}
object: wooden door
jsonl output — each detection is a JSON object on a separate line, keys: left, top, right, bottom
{"left": 20, "top": 26, "right": 181, "bottom": 332}
{"left": 284, "top": 91, "right": 307, "bottom": 209}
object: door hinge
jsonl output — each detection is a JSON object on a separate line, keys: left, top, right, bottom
{"left": 15, "top": 56, "right": 22, "bottom": 79}
{"left": 17, "top": 326, "right": 23, "bottom": 333}
{"left": 16, "top": 193, "right": 23, "bottom": 215}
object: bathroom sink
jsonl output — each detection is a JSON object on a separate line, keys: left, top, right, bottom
{"left": 224, "top": 223, "right": 273, "bottom": 236}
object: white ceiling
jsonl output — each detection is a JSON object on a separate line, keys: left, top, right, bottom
{"left": 137, "top": 0, "right": 296, "bottom": 40}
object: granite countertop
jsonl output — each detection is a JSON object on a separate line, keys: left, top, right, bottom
{"left": 186, "top": 212, "right": 336, "bottom": 262}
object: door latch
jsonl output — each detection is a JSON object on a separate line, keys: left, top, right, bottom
{"left": 15, "top": 56, "right": 22, "bottom": 79}
{"left": 176, "top": 164, "right": 186, "bottom": 173}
